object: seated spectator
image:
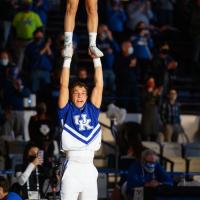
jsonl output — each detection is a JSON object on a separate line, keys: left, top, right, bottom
{"left": 0, "top": 176, "right": 22, "bottom": 200}
{"left": 15, "top": 142, "right": 48, "bottom": 199}
{"left": 24, "top": 28, "right": 53, "bottom": 92}
{"left": 28, "top": 102, "right": 55, "bottom": 158}
{"left": 141, "top": 77, "right": 162, "bottom": 141}
{"left": 160, "top": 89, "right": 185, "bottom": 142}
{"left": 97, "top": 24, "right": 120, "bottom": 96}
{"left": 125, "top": 149, "right": 173, "bottom": 199}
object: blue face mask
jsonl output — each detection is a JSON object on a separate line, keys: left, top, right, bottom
{"left": 143, "top": 162, "right": 156, "bottom": 173}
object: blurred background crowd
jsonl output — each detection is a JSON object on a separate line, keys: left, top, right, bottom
{"left": 0, "top": 0, "right": 200, "bottom": 199}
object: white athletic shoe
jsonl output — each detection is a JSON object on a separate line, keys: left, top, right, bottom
{"left": 63, "top": 44, "right": 73, "bottom": 58}
{"left": 89, "top": 46, "right": 104, "bottom": 58}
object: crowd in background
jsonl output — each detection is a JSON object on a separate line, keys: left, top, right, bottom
{"left": 0, "top": 0, "right": 197, "bottom": 142}
{"left": 0, "top": 0, "right": 200, "bottom": 199}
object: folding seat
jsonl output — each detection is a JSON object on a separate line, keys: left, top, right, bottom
{"left": 162, "top": 142, "right": 186, "bottom": 172}
{"left": 183, "top": 143, "right": 200, "bottom": 172}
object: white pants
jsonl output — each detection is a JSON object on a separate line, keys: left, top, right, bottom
{"left": 61, "top": 152, "right": 98, "bottom": 200}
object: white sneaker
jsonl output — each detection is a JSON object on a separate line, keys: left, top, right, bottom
{"left": 89, "top": 46, "right": 104, "bottom": 58}
{"left": 63, "top": 44, "right": 73, "bottom": 58}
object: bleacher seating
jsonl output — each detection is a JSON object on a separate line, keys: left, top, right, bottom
{"left": 183, "top": 143, "right": 200, "bottom": 172}
{"left": 142, "top": 141, "right": 161, "bottom": 154}
{"left": 162, "top": 142, "right": 186, "bottom": 172}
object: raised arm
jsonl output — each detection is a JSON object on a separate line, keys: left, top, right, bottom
{"left": 58, "top": 59, "right": 71, "bottom": 108}
{"left": 90, "top": 58, "right": 103, "bottom": 108}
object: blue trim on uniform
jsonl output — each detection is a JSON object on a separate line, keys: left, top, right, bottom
{"left": 63, "top": 126, "right": 101, "bottom": 144}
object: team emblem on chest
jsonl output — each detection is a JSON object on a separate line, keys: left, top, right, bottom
{"left": 74, "top": 114, "right": 94, "bottom": 131}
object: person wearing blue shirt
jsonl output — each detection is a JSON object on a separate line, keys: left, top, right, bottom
{"left": 24, "top": 28, "right": 53, "bottom": 92}
{"left": 97, "top": 24, "right": 120, "bottom": 95}
{"left": 0, "top": 176, "right": 22, "bottom": 200}
{"left": 107, "top": 0, "right": 127, "bottom": 42}
{"left": 32, "top": 0, "right": 49, "bottom": 26}
{"left": 126, "top": 149, "right": 173, "bottom": 198}
{"left": 58, "top": 53, "right": 103, "bottom": 200}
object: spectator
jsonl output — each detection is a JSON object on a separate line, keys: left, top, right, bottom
{"left": 36, "top": 68, "right": 61, "bottom": 127}
{"left": 160, "top": 89, "right": 184, "bottom": 142}
{"left": 24, "top": 29, "right": 53, "bottom": 92}
{"left": 107, "top": 0, "right": 127, "bottom": 43}
{"left": 15, "top": 142, "right": 48, "bottom": 199}
{"left": 53, "top": 33, "right": 79, "bottom": 74}
{"left": 12, "top": 0, "right": 43, "bottom": 70}
{"left": 188, "top": 0, "right": 200, "bottom": 77}
{"left": 76, "top": 67, "right": 93, "bottom": 90}
{"left": 131, "top": 21, "right": 154, "bottom": 82}
{"left": 0, "top": 0, "right": 19, "bottom": 48}
{"left": 125, "top": 149, "right": 173, "bottom": 199}
{"left": 0, "top": 50, "right": 16, "bottom": 84}
{"left": 156, "top": 0, "right": 176, "bottom": 26}
{"left": 126, "top": 0, "right": 154, "bottom": 31}
{"left": 152, "top": 43, "right": 178, "bottom": 102}
{"left": 97, "top": 24, "right": 120, "bottom": 96}
{"left": 1, "top": 67, "right": 31, "bottom": 140}
{"left": 0, "top": 176, "right": 22, "bottom": 200}
{"left": 32, "top": 0, "right": 49, "bottom": 26}
{"left": 131, "top": 21, "right": 154, "bottom": 61}
{"left": 114, "top": 41, "right": 139, "bottom": 111}
{"left": 141, "top": 77, "right": 162, "bottom": 141}
{"left": 28, "top": 102, "right": 55, "bottom": 157}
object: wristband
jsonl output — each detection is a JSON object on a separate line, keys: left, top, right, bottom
{"left": 93, "top": 58, "right": 101, "bottom": 68}
{"left": 63, "top": 58, "right": 72, "bottom": 68}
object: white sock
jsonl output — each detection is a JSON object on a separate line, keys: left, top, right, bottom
{"left": 63, "top": 58, "right": 72, "bottom": 68}
{"left": 89, "top": 32, "right": 97, "bottom": 47}
{"left": 64, "top": 32, "right": 73, "bottom": 46}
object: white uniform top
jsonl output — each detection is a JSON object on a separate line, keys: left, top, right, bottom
{"left": 58, "top": 101, "right": 102, "bottom": 161}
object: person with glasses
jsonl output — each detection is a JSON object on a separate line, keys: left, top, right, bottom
{"left": 125, "top": 149, "right": 173, "bottom": 200}
{"left": 58, "top": 55, "right": 103, "bottom": 200}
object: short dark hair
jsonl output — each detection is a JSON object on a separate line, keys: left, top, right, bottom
{"left": 70, "top": 81, "right": 88, "bottom": 96}
{"left": 0, "top": 176, "right": 9, "bottom": 192}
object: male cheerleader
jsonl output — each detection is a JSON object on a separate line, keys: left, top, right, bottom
{"left": 63, "top": 0, "right": 103, "bottom": 65}
{"left": 58, "top": 56, "right": 103, "bottom": 200}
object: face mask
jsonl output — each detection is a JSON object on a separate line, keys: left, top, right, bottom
{"left": 143, "top": 162, "right": 156, "bottom": 173}
{"left": 0, "top": 59, "right": 9, "bottom": 66}
{"left": 35, "top": 37, "right": 44, "bottom": 44}
{"left": 128, "top": 47, "right": 134, "bottom": 55}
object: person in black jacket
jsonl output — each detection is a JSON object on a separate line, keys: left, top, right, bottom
{"left": 15, "top": 142, "right": 47, "bottom": 199}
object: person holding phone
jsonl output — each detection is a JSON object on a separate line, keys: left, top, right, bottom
{"left": 14, "top": 142, "right": 47, "bottom": 199}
